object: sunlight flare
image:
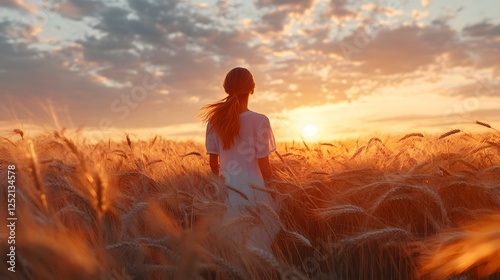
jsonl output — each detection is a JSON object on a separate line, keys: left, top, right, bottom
{"left": 302, "top": 124, "right": 318, "bottom": 138}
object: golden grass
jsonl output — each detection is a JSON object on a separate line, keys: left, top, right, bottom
{"left": 0, "top": 129, "right": 499, "bottom": 279}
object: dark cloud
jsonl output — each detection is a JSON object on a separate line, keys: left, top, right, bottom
{"left": 257, "top": 0, "right": 314, "bottom": 10}
{"left": 328, "top": 0, "right": 355, "bottom": 19}
{"left": 76, "top": 0, "right": 266, "bottom": 106}
{"left": 332, "top": 22, "right": 467, "bottom": 75}
{"left": 0, "top": 18, "right": 199, "bottom": 129}
{"left": 462, "top": 22, "right": 500, "bottom": 70}
{"left": 80, "top": 38, "right": 139, "bottom": 66}
{"left": 463, "top": 22, "right": 500, "bottom": 38}
{"left": 0, "top": 25, "right": 115, "bottom": 124}
{"left": 259, "top": 8, "right": 290, "bottom": 33}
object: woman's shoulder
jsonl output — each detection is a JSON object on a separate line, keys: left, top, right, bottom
{"left": 245, "top": 110, "right": 268, "bottom": 120}
{"left": 245, "top": 111, "right": 271, "bottom": 128}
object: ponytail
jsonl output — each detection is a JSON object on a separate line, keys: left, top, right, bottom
{"left": 200, "top": 67, "right": 255, "bottom": 150}
{"left": 201, "top": 95, "right": 241, "bottom": 149}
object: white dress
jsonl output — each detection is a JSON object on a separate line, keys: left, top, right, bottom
{"left": 206, "top": 110, "right": 279, "bottom": 251}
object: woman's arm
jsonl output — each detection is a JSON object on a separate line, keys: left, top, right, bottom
{"left": 258, "top": 156, "right": 274, "bottom": 182}
{"left": 209, "top": 154, "right": 220, "bottom": 176}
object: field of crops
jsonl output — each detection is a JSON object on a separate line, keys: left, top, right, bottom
{"left": 1, "top": 128, "right": 499, "bottom": 280}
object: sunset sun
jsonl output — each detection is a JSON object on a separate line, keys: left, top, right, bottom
{"left": 302, "top": 124, "right": 318, "bottom": 138}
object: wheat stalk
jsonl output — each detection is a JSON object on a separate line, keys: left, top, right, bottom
{"left": 341, "top": 227, "right": 410, "bottom": 244}
{"left": 438, "top": 129, "right": 461, "bottom": 139}
{"left": 350, "top": 145, "right": 366, "bottom": 160}
{"left": 180, "top": 152, "right": 202, "bottom": 158}
{"left": 398, "top": 133, "right": 424, "bottom": 142}
{"left": 300, "top": 136, "right": 310, "bottom": 151}
{"left": 475, "top": 120, "right": 492, "bottom": 129}
{"left": 27, "top": 140, "right": 48, "bottom": 212}
{"left": 471, "top": 145, "right": 490, "bottom": 154}
{"left": 1, "top": 137, "right": 16, "bottom": 146}
{"left": 13, "top": 128, "right": 24, "bottom": 139}
{"left": 316, "top": 204, "right": 366, "bottom": 221}
{"left": 121, "top": 202, "right": 149, "bottom": 223}
{"left": 366, "top": 137, "right": 382, "bottom": 150}
{"left": 311, "top": 170, "right": 329, "bottom": 175}
{"left": 150, "top": 135, "right": 159, "bottom": 147}
{"left": 274, "top": 150, "right": 285, "bottom": 164}
{"left": 126, "top": 133, "right": 132, "bottom": 150}
{"left": 246, "top": 246, "right": 281, "bottom": 270}
{"left": 454, "top": 159, "right": 478, "bottom": 171}
{"left": 225, "top": 184, "right": 250, "bottom": 201}
{"left": 419, "top": 214, "right": 500, "bottom": 279}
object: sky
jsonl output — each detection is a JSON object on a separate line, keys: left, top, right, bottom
{"left": 0, "top": 0, "right": 499, "bottom": 142}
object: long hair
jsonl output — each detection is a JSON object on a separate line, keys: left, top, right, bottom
{"left": 200, "top": 67, "right": 255, "bottom": 150}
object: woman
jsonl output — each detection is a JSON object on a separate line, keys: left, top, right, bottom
{"left": 200, "top": 67, "right": 279, "bottom": 252}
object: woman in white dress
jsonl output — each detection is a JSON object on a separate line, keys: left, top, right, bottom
{"left": 201, "top": 67, "right": 279, "bottom": 252}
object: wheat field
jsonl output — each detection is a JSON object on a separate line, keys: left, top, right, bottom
{"left": 0, "top": 127, "right": 499, "bottom": 280}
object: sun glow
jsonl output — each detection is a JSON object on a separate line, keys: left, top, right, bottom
{"left": 302, "top": 124, "right": 318, "bottom": 138}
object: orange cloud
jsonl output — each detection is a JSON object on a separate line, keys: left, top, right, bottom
{"left": 421, "top": 0, "right": 432, "bottom": 7}
{"left": 13, "top": 0, "right": 37, "bottom": 13}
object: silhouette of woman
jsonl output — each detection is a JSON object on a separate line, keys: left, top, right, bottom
{"left": 201, "top": 67, "right": 279, "bottom": 252}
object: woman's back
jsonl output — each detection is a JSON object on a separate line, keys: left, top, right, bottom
{"left": 206, "top": 110, "right": 276, "bottom": 197}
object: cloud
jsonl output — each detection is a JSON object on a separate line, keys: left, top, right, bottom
{"left": 463, "top": 22, "right": 500, "bottom": 38}
{"left": 333, "top": 22, "right": 467, "bottom": 75}
{"left": 54, "top": 0, "right": 104, "bottom": 20}
{"left": 421, "top": 0, "right": 432, "bottom": 8}
{"left": 0, "top": 0, "right": 37, "bottom": 14}
{"left": 368, "top": 108, "right": 500, "bottom": 130}
{"left": 0, "top": 0, "right": 499, "bottom": 135}
{"left": 443, "top": 79, "right": 498, "bottom": 99}
{"left": 256, "top": 0, "right": 314, "bottom": 10}
{"left": 462, "top": 22, "right": 500, "bottom": 70}
{"left": 411, "top": 10, "right": 429, "bottom": 20}
{"left": 328, "top": 0, "right": 356, "bottom": 19}
{"left": 259, "top": 7, "right": 291, "bottom": 32}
